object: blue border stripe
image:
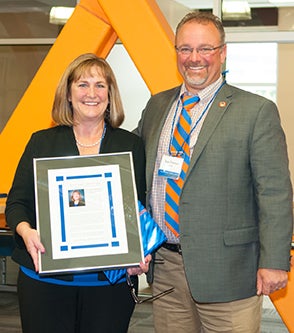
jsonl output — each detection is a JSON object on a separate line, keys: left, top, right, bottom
{"left": 66, "top": 174, "right": 102, "bottom": 180}
{"left": 107, "top": 180, "right": 116, "bottom": 238}
{"left": 71, "top": 243, "right": 109, "bottom": 249}
{"left": 58, "top": 184, "right": 66, "bottom": 242}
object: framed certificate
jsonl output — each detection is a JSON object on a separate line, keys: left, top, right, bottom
{"left": 33, "top": 152, "right": 144, "bottom": 275}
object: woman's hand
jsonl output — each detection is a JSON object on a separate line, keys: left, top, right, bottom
{"left": 127, "top": 254, "right": 152, "bottom": 276}
{"left": 16, "top": 222, "right": 45, "bottom": 272}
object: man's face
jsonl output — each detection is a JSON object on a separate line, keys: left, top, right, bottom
{"left": 176, "top": 21, "right": 227, "bottom": 94}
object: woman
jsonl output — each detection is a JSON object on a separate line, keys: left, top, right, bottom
{"left": 69, "top": 190, "right": 85, "bottom": 207}
{"left": 5, "top": 53, "right": 150, "bottom": 333}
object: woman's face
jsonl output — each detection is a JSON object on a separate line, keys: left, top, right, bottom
{"left": 72, "top": 191, "right": 80, "bottom": 200}
{"left": 69, "top": 66, "right": 109, "bottom": 124}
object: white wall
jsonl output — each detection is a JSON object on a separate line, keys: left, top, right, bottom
{"left": 107, "top": 45, "right": 151, "bottom": 131}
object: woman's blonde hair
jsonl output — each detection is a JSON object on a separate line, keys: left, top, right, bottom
{"left": 52, "top": 53, "right": 124, "bottom": 128}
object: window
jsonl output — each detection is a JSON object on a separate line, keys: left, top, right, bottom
{"left": 225, "top": 43, "right": 277, "bottom": 102}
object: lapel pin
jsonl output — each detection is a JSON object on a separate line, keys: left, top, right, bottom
{"left": 219, "top": 101, "right": 227, "bottom": 108}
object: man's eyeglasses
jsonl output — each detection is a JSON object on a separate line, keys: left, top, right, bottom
{"left": 175, "top": 44, "right": 224, "bottom": 56}
{"left": 126, "top": 274, "right": 174, "bottom": 304}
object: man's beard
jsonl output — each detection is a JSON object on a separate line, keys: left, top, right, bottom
{"left": 183, "top": 69, "right": 208, "bottom": 88}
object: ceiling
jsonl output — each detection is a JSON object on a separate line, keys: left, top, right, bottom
{"left": 0, "top": 0, "right": 76, "bottom": 12}
{"left": 0, "top": 0, "right": 294, "bottom": 11}
{"left": 0, "top": 0, "right": 293, "bottom": 29}
{"left": 176, "top": 0, "right": 294, "bottom": 8}
{"left": 0, "top": 0, "right": 76, "bottom": 5}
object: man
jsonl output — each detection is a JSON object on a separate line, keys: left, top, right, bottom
{"left": 134, "top": 12, "right": 293, "bottom": 333}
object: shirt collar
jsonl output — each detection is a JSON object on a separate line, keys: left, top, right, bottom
{"left": 180, "top": 75, "right": 224, "bottom": 102}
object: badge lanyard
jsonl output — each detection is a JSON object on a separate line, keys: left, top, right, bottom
{"left": 168, "top": 80, "right": 226, "bottom": 157}
{"left": 98, "top": 123, "right": 107, "bottom": 153}
{"left": 159, "top": 81, "right": 226, "bottom": 180}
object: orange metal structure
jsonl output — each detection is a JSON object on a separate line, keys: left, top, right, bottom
{"left": 270, "top": 250, "right": 294, "bottom": 331}
{"left": 0, "top": 0, "right": 180, "bottom": 195}
{"left": 0, "top": 0, "right": 118, "bottom": 194}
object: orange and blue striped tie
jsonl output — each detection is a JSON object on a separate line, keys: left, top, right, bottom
{"left": 165, "top": 93, "right": 200, "bottom": 237}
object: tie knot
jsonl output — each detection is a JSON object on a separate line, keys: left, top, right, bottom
{"left": 181, "top": 93, "right": 200, "bottom": 111}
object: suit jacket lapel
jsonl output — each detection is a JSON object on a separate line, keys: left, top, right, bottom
{"left": 145, "top": 86, "right": 181, "bottom": 191}
{"left": 186, "top": 84, "right": 232, "bottom": 181}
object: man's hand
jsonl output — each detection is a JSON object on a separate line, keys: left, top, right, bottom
{"left": 256, "top": 268, "right": 288, "bottom": 295}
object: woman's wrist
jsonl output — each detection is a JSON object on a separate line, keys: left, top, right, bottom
{"left": 16, "top": 221, "right": 32, "bottom": 237}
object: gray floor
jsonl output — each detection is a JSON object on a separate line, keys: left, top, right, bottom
{"left": 0, "top": 257, "right": 290, "bottom": 333}
{"left": 0, "top": 288, "right": 290, "bottom": 333}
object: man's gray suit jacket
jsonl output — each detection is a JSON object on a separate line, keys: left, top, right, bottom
{"left": 135, "top": 83, "right": 293, "bottom": 303}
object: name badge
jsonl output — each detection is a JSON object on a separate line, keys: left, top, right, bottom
{"left": 158, "top": 154, "right": 183, "bottom": 180}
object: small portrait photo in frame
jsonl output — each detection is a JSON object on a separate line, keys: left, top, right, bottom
{"left": 68, "top": 189, "right": 86, "bottom": 207}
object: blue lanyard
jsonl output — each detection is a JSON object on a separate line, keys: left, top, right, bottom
{"left": 169, "top": 81, "right": 226, "bottom": 156}
{"left": 98, "top": 123, "right": 107, "bottom": 153}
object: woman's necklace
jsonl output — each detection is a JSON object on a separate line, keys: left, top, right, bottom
{"left": 75, "top": 124, "right": 107, "bottom": 148}
{"left": 75, "top": 137, "right": 102, "bottom": 148}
